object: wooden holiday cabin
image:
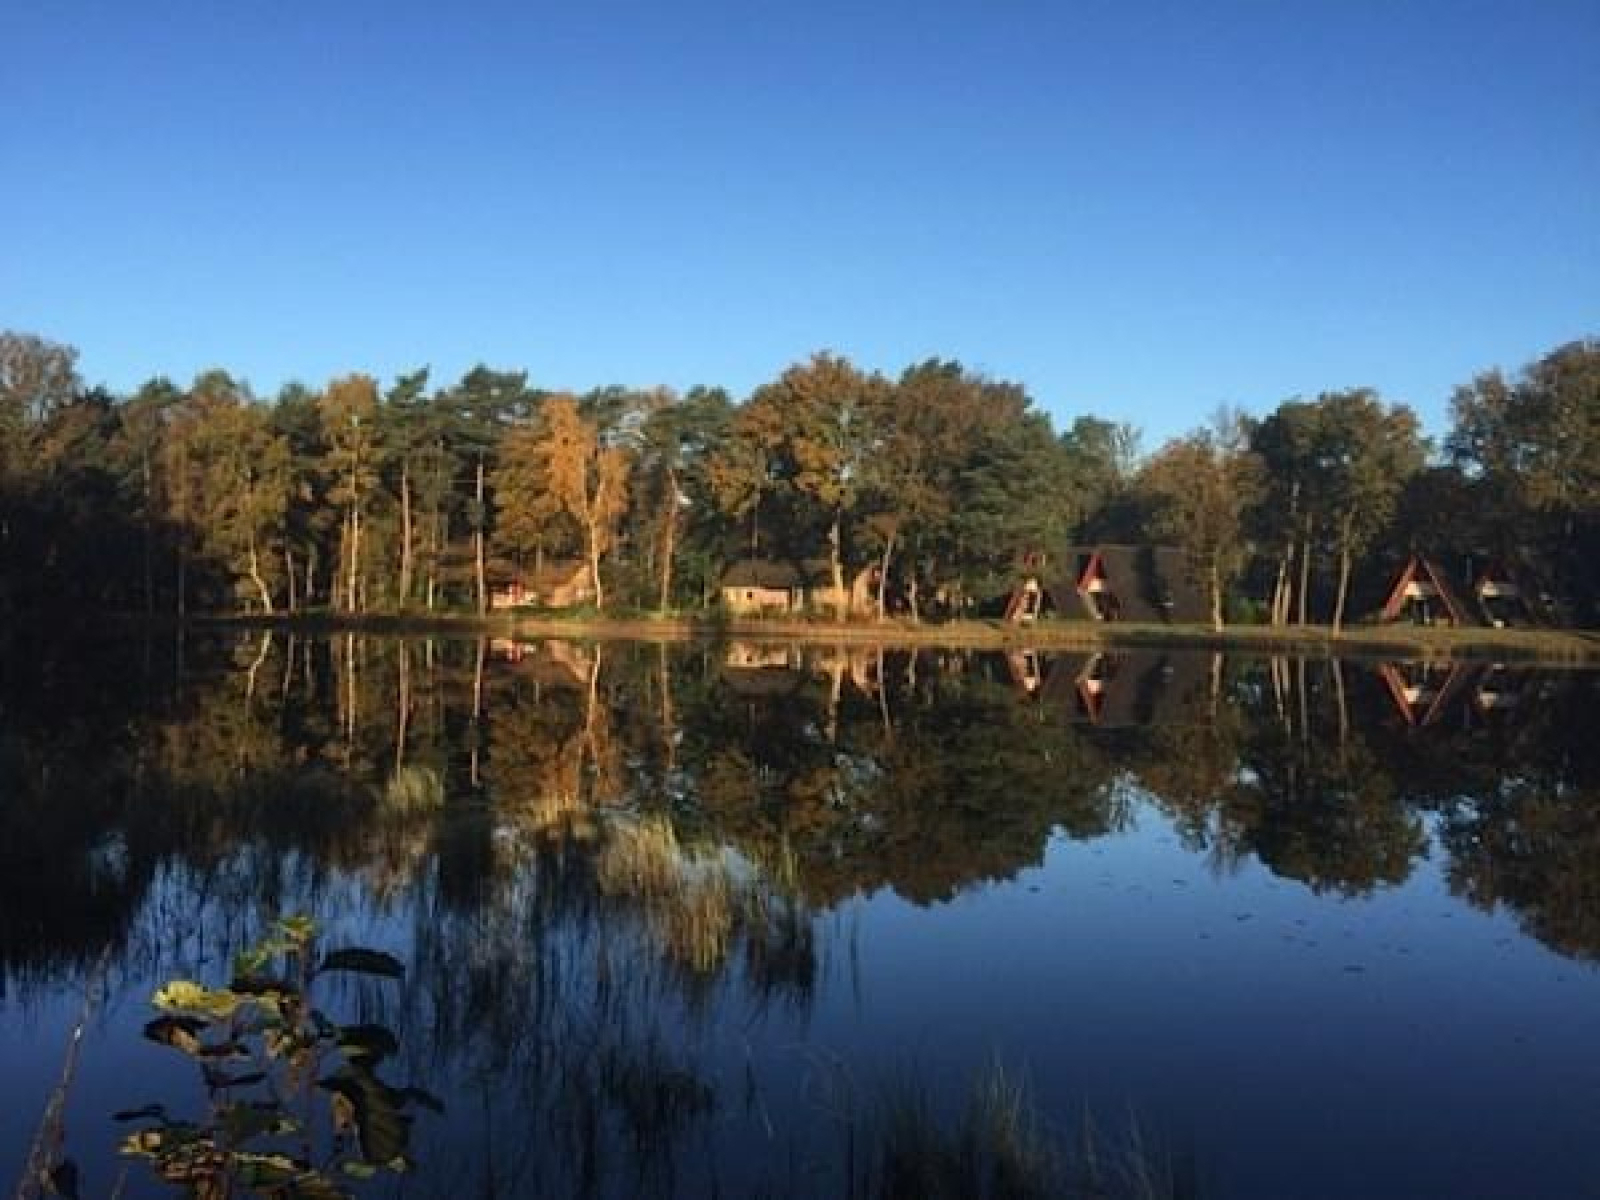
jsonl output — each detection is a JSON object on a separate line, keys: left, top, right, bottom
{"left": 1003, "top": 552, "right": 1052, "bottom": 623}
{"left": 1056, "top": 546, "right": 1207, "bottom": 624}
{"left": 1379, "top": 556, "right": 1474, "bottom": 626}
{"left": 719, "top": 560, "right": 809, "bottom": 614}
{"left": 1465, "top": 557, "right": 1552, "bottom": 628}
{"left": 720, "top": 560, "right": 879, "bottom": 616}
{"left": 489, "top": 559, "right": 595, "bottom": 610}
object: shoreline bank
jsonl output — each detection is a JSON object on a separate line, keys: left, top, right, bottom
{"left": 126, "top": 611, "right": 1600, "bottom": 663}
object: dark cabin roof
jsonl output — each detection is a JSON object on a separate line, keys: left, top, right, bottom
{"left": 487, "top": 558, "right": 589, "bottom": 588}
{"left": 721, "top": 559, "right": 815, "bottom": 589}
{"left": 1054, "top": 545, "right": 1207, "bottom": 624}
{"left": 529, "top": 560, "right": 589, "bottom": 589}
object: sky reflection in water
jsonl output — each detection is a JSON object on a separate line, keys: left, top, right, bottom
{"left": 1, "top": 634, "right": 1596, "bottom": 1199}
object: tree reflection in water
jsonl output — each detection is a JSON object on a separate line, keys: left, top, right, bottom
{"left": 2, "top": 630, "right": 1598, "bottom": 1194}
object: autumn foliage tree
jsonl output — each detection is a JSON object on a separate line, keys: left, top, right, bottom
{"left": 319, "top": 374, "right": 382, "bottom": 613}
{"left": 530, "top": 395, "right": 630, "bottom": 608}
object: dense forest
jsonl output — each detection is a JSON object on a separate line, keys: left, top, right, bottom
{"left": 0, "top": 330, "right": 1595, "bottom": 626}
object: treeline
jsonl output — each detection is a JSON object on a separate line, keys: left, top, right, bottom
{"left": 0, "top": 331, "right": 1595, "bottom": 625}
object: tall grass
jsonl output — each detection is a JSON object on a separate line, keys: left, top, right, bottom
{"left": 839, "top": 1061, "right": 1194, "bottom": 1200}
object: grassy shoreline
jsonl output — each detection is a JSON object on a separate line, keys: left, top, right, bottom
{"left": 148, "top": 610, "right": 1600, "bottom": 664}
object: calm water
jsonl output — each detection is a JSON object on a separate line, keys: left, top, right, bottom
{"left": 2, "top": 632, "right": 1598, "bottom": 1199}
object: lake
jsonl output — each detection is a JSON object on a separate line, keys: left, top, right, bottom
{"left": 2, "top": 632, "right": 1597, "bottom": 1198}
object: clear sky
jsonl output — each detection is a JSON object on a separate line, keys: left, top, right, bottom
{"left": 3, "top": 0, "right": 1596, "bottom": 445}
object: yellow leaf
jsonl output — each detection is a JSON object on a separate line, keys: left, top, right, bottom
{"left": 152, "top": 981, "right": 242, "bottom": 1020}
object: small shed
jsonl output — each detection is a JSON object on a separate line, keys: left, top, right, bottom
{"left": 720, "top": 560, "right": 808, "bottom": 614}
{"left": 1056, "top": 546, "right": 1207, "bottom": 624}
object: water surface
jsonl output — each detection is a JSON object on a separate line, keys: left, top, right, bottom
{"left": 2, "top": 634, "right": 1597, "bottom": 1198}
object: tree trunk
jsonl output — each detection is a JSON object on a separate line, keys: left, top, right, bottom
{"left": 398, "top": 458, "right": 413, "bottom": 608}
{"left": 347, "top": 504, "right": 362, "bottom": 614}
{"left": 425, "top": 509, "right": 440, "bottom": 611}
{"left": 876, "top": 528, "right": 896, "bottom": 619}
{"left": 587, "top": 523, "right": 605, "bottom": 610}
{"left": 657, "top": 467, "right": 678, "bottom": 612}
{"left": 1270, "top": 549, "right": 1290, "bottom": 626}
{"left": 247, "top": 532, "right": 274, "bottom": 614}
{"left": 395, "top": 640, "right": 410, "bottom": 773}
{"left": 827, "top": 512, "right": 845, "bottom": 617}
{"left": 907, "top": 572, "right": 921, "bottom": 623}
{"left": 1332, "top": 513, "right": 1355, "bottom": 634}
{"left": 474, "top": 456, "right": 487, "bottom": 617}
{"left": 141, "top": 450, "right": 155, "bottom": 617}
{"left": 1209, "top": 559, "right": 1224, "bottom": 631}
{"left": 1296, "top": 521, "right": 1313, "bottom": 626}
{"left": 1331, "top": 657, "right": 1349, "bottom": 750}
{"left": 657, "top": 642, "right": 676, "bottom": 775}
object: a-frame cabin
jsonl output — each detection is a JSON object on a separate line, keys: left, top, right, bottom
{"left": 1466, "top": 558, "right": 1552, "bottom": 628}
{"left": 1380, "top": 556, "right": 1476, "bottom": 627}
{"left": 1059, "top": 546, "right": 1207, "bottom": 624}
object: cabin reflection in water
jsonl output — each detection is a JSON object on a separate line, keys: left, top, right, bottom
{"left": 997, "top": 648, "right": 1554, "bottom": 736}
{"left": 1377, "top": 660, "right": 1542, "bottom": 728}
{"left": 719, "top": 641, "right": 885, "bottom": 699}
{"left": 1, "top": 632, "right": 1598, "bottom": 1200}
{"left": 1005, "top": 650, "right": 1218, "bottom": 727}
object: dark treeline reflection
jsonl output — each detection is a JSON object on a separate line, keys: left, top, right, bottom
{"left": 3, "top": 633, "right": 1599, "bottom": 1193}
{"left": 4, "top": 634, "right": 1600, "bottom": 979}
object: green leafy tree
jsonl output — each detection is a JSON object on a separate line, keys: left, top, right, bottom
{"left": 739, "top": 353, "right": 891, "bottom": 615}
{"left": 1137, "top": 415, "right": 1264, "bottom": 630}
{"left": 635, "top": 386, "right": 732, "bottom": 610}
{"left": 1309, "top": 390, "right": 1426, "bottom": 631}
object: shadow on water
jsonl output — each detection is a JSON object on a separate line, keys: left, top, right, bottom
{"left": 2, "top": 630, "right": 1599, "bottom": 1196}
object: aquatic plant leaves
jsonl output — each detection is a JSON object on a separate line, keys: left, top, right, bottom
{"left": 317, "top": 1062, "right": 413, "bottom": 1167}
{"left": 143, "top": 1015, "right": 208, "bottom": 1055}
{"left": 121, "top": 916, "right": 429, "bottom": 1196}
{"left": 278, "top": 914, "right": 317, "bottom": 943}
{"left": 317, "top": 948, "right": 404, "bottom": 979}
{"left": 112, "top": 1104, "right": 168, "bottom": 1122}
{"left": 336, "top": 1022, "right": 399, "bottom": 1063}
{"left": 202, "top": 1066, "right": 269, "bottom": 1091}
{"left": 152, "top": 980, "right": 243, "bottom": 1020}
{"left": 219, "top": 1102, "right": 298, "bottom": 1143}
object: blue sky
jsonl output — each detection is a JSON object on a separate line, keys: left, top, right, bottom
{"left": 3, "top": 1, "right": 1595, "bottom": 445}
